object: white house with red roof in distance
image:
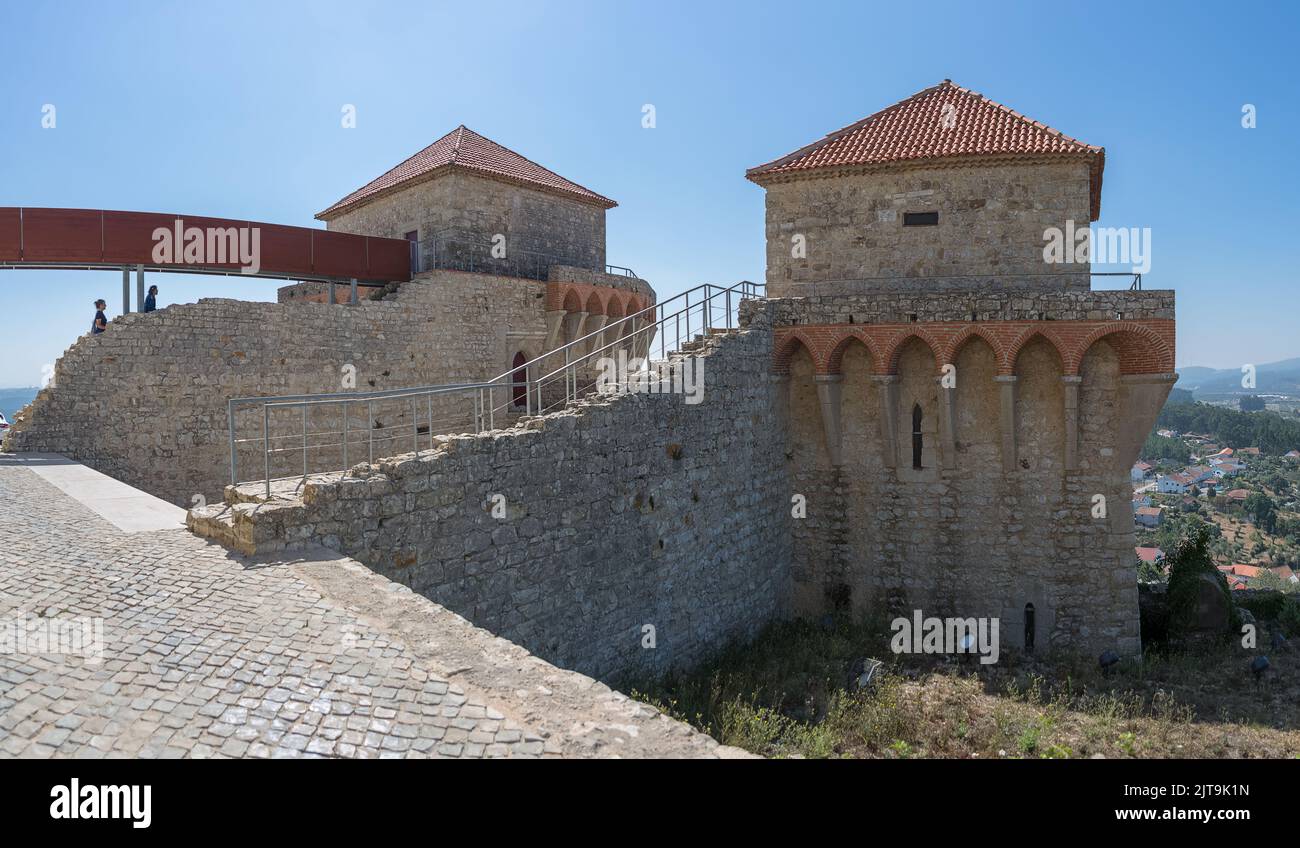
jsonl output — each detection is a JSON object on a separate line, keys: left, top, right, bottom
{"left": 1157, "top": 471, "right": 1195, "bottom": 494}
{"left": 1134, "top": 506, "right": 1163, "bottom": 528}
{"left": 1131, "top": 461, "right": 1153, "bottom": 481}
{"left": 1286, "top": 450, "right": 1300, "bottom": 462}
{"left": 1210, "top": 458, "right": 1244, "bottom": 477}
{"left": 1218, "top": 563, "right": 1299, "bottom": 590}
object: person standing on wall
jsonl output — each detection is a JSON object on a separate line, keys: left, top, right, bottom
{"left": 143, "top": 285, "right": 158, "bottom": 313}
{"left": 91, "top": 299, "right": 108, "bottom": 335}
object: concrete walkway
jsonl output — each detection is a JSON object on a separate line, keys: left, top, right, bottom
{"left": 0, "top": 453, "right": 186, "bottom": 532}
{"left": 0, "top": 457, "right": 741, "bottom": 758}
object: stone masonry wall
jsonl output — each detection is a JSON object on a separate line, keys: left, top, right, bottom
{"left": 275, "top": 281, "right": 386, "bottom": 304}
{"left": 548, "top": 265, "right": 655, "bottom": 303}
{"left": 325, "top": 171, "right": 607, "bottom": 276}
{"left": 755, "top": 288, "right": 1174, "bottom": 326}
{"left": 784, "top": 335, "right": 1144, "bottom": 655}
{"left": 754, "top": 290, "right": 1173, "bottom": 656}
{"left": 762, "top": 160, "right": 1093, "bottom": 296}
{"left": 4, "top": 270, "right": 553, "bottom": 506}
{"left": 192, "top": 323, "right": 793, "bottom": 682}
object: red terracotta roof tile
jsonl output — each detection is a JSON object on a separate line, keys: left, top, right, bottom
{"left": 746, "top": 80, "right": 1105, "bottom": 219}
{"left": 318, "top": 126, "right": 616, "bottom": 219}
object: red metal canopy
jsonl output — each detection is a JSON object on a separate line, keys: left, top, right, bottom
{"left": 0, "top": 207, "right": 412, "bottom": 283}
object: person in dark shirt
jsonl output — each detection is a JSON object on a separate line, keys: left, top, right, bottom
{"left": 91, "top": 299, "right": 108, "bottom": 335}
{"left": 143, "top": 285, "right": 158, "bottom": 313}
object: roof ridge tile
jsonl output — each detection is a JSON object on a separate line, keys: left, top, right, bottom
{"left": 746, "top": 80, "right": 1105, "bottom": 220}
{"left": 317, "top": 126, "right": 615, "bottom": 219}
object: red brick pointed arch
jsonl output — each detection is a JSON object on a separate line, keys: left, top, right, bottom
{"left": 881, "top": 329, "right": 944, "bottom": 375}
{"left": 772, "top": 329, "right": 823, "bottom": 375}
{"left": 1073, "top": 322, "right": 1175, "bottom": 375}
{"left": 1006, "top": 327, "right": 1069, "bottom": 375}
{"left": 825, "top": 329, "right": 885, "bottom": 375}
{"left": 561, "top": 287, "right": 582, "bottom": 313}
{"left": 941, "top": 326, "right": 1005, "bottom": 370}
{"left": 772, "top": 318, "right": 1175, "bottom": 380}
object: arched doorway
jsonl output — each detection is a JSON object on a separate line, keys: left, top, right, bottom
{"left": 511, "top": 352, "right": 527, "bottom": 409}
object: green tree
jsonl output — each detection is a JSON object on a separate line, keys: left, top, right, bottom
{"left": 1155, "top": 401, "right": 1300, "bottom": 456}
{"left": 1165, "top": 526, "right": 1239, "bottom": 643}
{"left": 1243, "top": 492, "right": 1278, "bottom": 533}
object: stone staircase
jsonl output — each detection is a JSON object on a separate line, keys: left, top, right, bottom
{"left": 187, "top": 477, "right": 318, "bottom": 555}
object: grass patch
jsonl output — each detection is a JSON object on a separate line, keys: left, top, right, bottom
{"left": 628, "top": 615, "right": 1300, "bottom": 759}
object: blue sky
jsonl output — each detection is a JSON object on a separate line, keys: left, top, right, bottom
{"left": 0, "top": 0, "right": 1296, "bottom": 386}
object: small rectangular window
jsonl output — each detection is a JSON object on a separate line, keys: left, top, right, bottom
{"left": 903, "top": 211, "right": 938, "bottom": 227}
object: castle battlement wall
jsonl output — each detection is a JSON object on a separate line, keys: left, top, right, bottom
{"left": 189, "top": 323, "right": 793, "bottom": 682}
{"left": 5, "top": 271, "right": 553, "bottom": 505}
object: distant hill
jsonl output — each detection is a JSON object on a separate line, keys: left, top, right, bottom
{"left": 1156, "top": 401, "right": 1300, "bottom": 455}
{"left": 1176, "top": 357, "right": 1300, "bottom": 396}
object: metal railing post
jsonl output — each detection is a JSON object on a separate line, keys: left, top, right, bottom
{"left": 367, "top": 401, "right": 373, "bottom": 466}
{"left": 412, "top": 396, "right": 418, "bottom": 455}
{"left": 228, "top": 400, "right": 237, "bottom": 487}
{"left": 263, "top": 403, "right": 270, "bottom": 499}
{"left": 342, "top": 401, "right": 349, "bottom": 471}
{"left": 301, "top": 404, "right": 308, "bottom": 482}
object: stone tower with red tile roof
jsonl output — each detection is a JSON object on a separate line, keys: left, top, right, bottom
{"left": 309, "top": 125, "right": 655, "bottom": 425}
{"left": 318, "top": 125, "right": 619, "bottom": 281}
{"left": 745, "top": 81, "right": 1176, "bottom": 656}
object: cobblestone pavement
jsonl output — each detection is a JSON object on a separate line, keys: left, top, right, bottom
{"left": 0, "top": 462, "right": 742, "bottom": 759}
{"left": 0, "top": 464, "right": 560, "bottom": 758}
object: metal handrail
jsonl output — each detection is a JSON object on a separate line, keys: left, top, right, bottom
{"left": 226, "top": 281, "right": 765, "bottom": 497}
{"left": 476, "top": 281, "right": 762, "bottom": 423}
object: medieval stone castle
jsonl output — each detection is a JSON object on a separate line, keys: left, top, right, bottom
{"left": 6, "top": 81, "right": 1175, "bottom": 679}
